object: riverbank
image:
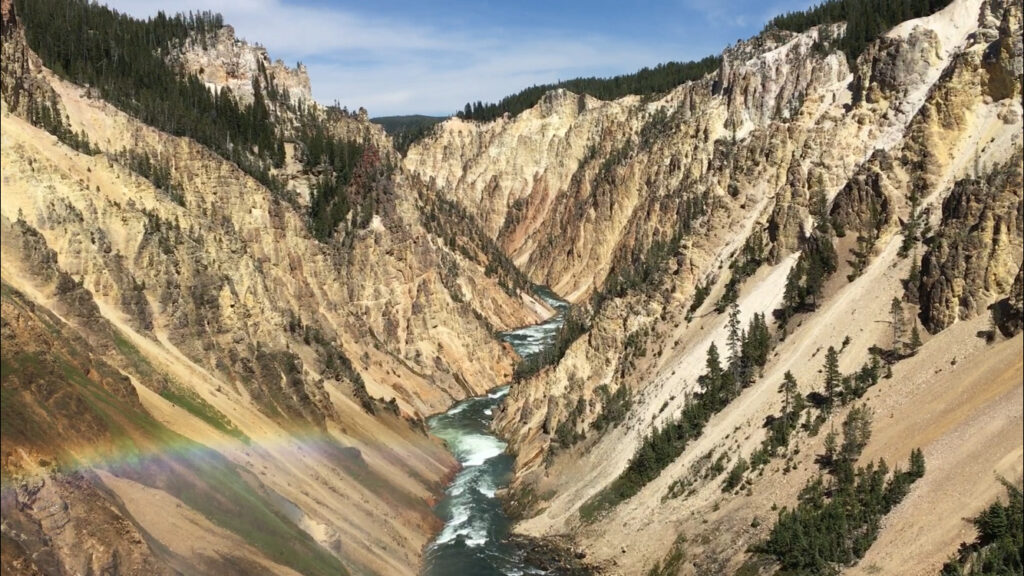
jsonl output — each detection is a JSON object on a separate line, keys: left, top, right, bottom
{"left": 508, "top": 535, "right": 594, "bottom": 576}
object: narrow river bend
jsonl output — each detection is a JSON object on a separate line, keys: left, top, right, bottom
{"left": 423, "top": 287, "right": 569, "bottom": 576}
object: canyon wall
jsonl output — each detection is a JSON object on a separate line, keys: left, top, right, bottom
{"left": 408, "top": 0, "right": 1023, "bottom": 573}
{"left": 0, "top": 4, "right": 545, "bottom": 574}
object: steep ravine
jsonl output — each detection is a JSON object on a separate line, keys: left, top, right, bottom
{"left": 424, "top": 287, "right": 569, "bottom": 575}
{"left": 1, "top": 0, "right": 1021, "bottom": 573}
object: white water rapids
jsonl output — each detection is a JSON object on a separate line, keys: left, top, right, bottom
{"left": 423, "top": 287, "right": 568, "bottom": 575}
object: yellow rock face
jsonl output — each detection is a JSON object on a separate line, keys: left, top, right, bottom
{"left": 410, "top": 0, "right": 1022, "bottom": 573}
{"left": 2, "top": 0, "right": 1022, "bottom": 573}
{"left": 0, "top": 12, "right": 545, "bottom": 575}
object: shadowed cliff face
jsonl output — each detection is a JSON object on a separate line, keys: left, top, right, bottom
{"left": 918, "top": 151, "right": 1023, "bottom": 333}
{"left": 999, "top": 264, "right": 1024, "bottom": 336}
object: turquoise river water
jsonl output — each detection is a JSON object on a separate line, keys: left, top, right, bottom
{"left": 422, "top": 287, "right": 568, "bottom": 576}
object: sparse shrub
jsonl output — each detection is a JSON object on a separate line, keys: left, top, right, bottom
{"left": 756, "top": 412, "right": 925, "bottom": 573}
{"left": 723, "top": 456, "right": 750, "bottom": 492}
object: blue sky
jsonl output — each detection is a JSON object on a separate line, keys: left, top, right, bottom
{"left": 105, "top": 0, "right": 817, "bottom": 116}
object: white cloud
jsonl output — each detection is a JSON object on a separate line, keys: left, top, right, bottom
{"left": 104, "top": 0, "right": 682, "bottom": 115}
{"left": 680, "top": 0, "right": 752, "bottom": 29}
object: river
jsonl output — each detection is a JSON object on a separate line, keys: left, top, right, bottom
{"left": 422, "top": 287, "right": 569, "bottom": 576}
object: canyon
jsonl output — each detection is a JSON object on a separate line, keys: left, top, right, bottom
{"left": 1, "top": 0, "right": 1022, "bottom": 574}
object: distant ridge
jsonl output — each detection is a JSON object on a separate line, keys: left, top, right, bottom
{"left": 371, "top": 114, "right": 446, "bottom": 154}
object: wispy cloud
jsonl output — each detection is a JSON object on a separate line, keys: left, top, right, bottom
{"left": 106, "top": 0, "right": 805, "bottom": 115}
{"left": 105, "top": 0, "right": 680, "bottom": 115}
{"left": 110, "top": 0, "right": 454, "bottom": 54}
{"left": 679, "top": 0, "right": 752, "bottom": 29}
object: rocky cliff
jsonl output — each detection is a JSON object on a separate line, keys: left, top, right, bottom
{"left": 169, "top": 25, "right": 314, "bottom": 107}
{"left": 0, "top": 4, "right": 546, "bottom": 574}
{"left": 918, "top": 150, "right": 1023, "bottom": 333}
{"left": 2, "top": 0, "right": 1022, "bottom": 573}
{"left": 406, "top": 0, "right": 1023, "bottom": 573}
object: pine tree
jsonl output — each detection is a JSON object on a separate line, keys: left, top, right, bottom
{"left": 908, "top": 323, "right": 922, "bottom": 353}
{"left": 890, "top": 297, "right": 906, "bottom": 352}
{"left": 840, "top": 404, "right": 873, "bottom": 462}
{"left": 727, "top": 302, "right": 743, "bottom": 386}
{"left": 702, "top": 342, "right": 725, "bottom": 396}
{"left": 899, "top": 187, "right": 922, "bottom": 257}
{"left": 780, "top": 370, "right": 798, "bottom": 427}
{"left": 805, "top": 255, "right": 825, "bottom": 307}
{"left": 909, "top": 448, "right": 926, "bottom": 479}
{"left": 810, "top": 184, "right": 830, "bottom": 233}
{"left": 742, "top": 313, "right": 771, "bottom": 369}
{"left": 824, "top": 346, "right": 841, "bottom": 411}
{"left": 783, "top": 262, "right": 803, "bottom": 318}
{"left": 822, "top": 428, "right": 838, "bottom": 467}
